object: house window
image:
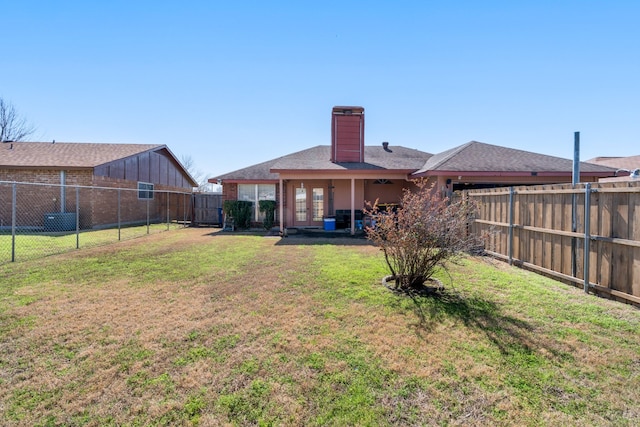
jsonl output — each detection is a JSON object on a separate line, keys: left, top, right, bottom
{"left": 138, "top": 182, "right": 154, "bottom": 199}
{"left": 295, "top": 188, "right": 307, "bottom": 221}
{"left": 238, "top": 183, "right": 276, "bottom": 221}
{"left": 312, "top": 188, "right": 324, "bottom": 221}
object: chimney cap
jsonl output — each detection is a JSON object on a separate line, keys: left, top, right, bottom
{"left": 332, "top": 106, "right": 364, "bottom": 115}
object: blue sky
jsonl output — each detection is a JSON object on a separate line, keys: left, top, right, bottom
{"left": 2, "top": 1, "right": 639, "bottom": 181}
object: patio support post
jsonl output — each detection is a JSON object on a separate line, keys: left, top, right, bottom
{"left": 350, "top": 178, "right": 355, "bottom": 235}
{"left": 279, "top": 178, "right": 284, "bottom": 234}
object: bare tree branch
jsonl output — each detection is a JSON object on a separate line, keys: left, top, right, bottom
{"left": 0, "top": 97, "right": 36, "bottom": 142}
{"left": 180, "top": 154, "right": 212, "bottom": 191}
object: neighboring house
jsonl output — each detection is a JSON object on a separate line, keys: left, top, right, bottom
{"left": 0, "top": 141, "right": 197, "bottom": 229}
{"left": 586, "top": 155, "right": 640, "bottom": 183}
{"left": 211, "top": 106, "right": 616, "bottom": 234}
{"left": 587, "top": 155, "right": 640, "bottom": 176}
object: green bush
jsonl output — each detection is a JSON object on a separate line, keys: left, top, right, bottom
{"left": 222, "top": 200, "right": 253, "bottom": 230}
{"left": 258, "top": 200, "right": 277, "bottom": 230}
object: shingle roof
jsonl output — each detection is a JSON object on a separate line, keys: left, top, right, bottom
{"left": 586, "top": 155, "right": 640, "bottom": 171}
{"left": 413, "top": 141, "right": 616, "bottom": 175}
{"left": 0, "top": 142, "right": 163, "bottom": 168}
{"left": 272, "top": 145, "right": 432, "bottom": 171}
{"left": 212, "top": 140, "right": 618, "bottom": 183}
{"left": 213, "top": 157, "right": 283, "bottom": 181}
{"left": 212, "top": 145, "right": 433, "bottom": 181}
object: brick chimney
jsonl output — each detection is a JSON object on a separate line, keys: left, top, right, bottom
{"left": 331, "top": 106, "right": 364, "bottom": 163}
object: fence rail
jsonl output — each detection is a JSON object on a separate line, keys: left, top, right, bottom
{"left": 466, "top": 181, "right": 640, "bottom": 306}
{"left": 0, "top": 181, "right": 193, "bottom": 264}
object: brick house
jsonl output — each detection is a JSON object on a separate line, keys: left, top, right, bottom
{"left": 211, "top": 106, "right": 617, "bottom": 235}
{"left": 0, "top": 142, "right": 197, "bottom": 230}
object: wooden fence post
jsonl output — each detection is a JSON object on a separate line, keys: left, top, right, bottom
{"left": 508, "top": 186, "right": 514, "bottom": 265}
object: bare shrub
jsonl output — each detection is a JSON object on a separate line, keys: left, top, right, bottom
{"left": 365, "top": 179, "right": 481, "bottom": 292}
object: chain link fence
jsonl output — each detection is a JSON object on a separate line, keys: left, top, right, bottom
{"left": 0, "top": 181, "right": 193, "bottom": 264}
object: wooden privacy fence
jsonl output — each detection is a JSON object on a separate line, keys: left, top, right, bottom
{"left": 465, "top": 181, "right": 640, "bottom": 306}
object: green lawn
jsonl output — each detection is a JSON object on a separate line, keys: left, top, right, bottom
{"left": 0, "top": 228, "right": 638, "bottom": 426}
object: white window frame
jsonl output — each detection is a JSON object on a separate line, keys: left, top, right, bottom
{"left": 238, "top": 183, "right": 276, "bottom": 221}
{"left": 138, "top": 182, "right": 154, "bottom": 200}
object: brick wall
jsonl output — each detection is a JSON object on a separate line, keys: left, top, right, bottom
{"left": 90, "top": 176, "right": 192, "bottom": 228}
{"left": 0, "top": 169, "right": 93, "bottom": 229}
{"left": 0, "top": 169, "right": 192, "bottom": 230}
{"left": 222, "top": 183, "right": 238, "bottom": 204}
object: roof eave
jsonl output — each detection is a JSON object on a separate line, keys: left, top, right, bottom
{"left": 270, "top": 168, "right": 417, "bottom": 174}
{"left": 0, "top": 165, "right": 94, "bottom": 171}
{"left": 413, "top": 170, "right": 616, "bottom": 178}
{"left": 209, "top": 179, "right": 279, "bottom": 184}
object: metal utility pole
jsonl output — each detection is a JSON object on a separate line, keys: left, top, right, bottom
{"left": 572, "top": 132, "right": 580, "bottom": 186}
{"left": 571, "top": 132, "right": 580, "bottom": 277}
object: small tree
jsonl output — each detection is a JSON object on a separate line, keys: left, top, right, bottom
{"left": 0, "top": 97, "right": 36, "bottom": 142}
{"left": 258, "top": 200, "right": 276, "bottom": 230}
{"left": 365, "top": 179, "right": 480, "bottom": 292}
{"left": 180, "top": 154, "right": 212, "bottom": 192}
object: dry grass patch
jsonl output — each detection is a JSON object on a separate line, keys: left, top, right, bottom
{"left": 0, "top": 228, "right": 639, "bottom": 426}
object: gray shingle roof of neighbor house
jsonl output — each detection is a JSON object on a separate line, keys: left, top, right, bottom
{"left": 586, "top": 155, "right": 640, "bottom": 171}
{"left": 0, "top": 142, "right": 163, "bottom": 168}
{"left": 212, "top": 145, "right": 433, "bottom": 181}
{"left": 413, "top": 141, "right": 617, "bottom": 175}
